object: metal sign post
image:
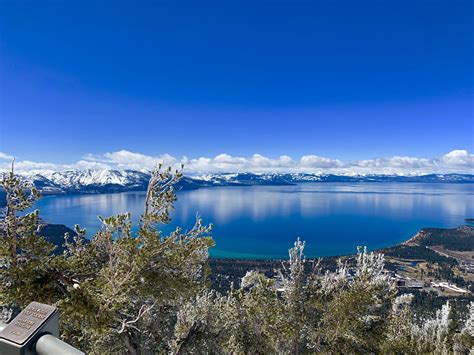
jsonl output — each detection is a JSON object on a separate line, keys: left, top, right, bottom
{"left": 0, "top": 302, "right": 84, "bottom": 355}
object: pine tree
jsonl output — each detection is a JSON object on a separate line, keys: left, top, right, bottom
{"left": 53, "top": 165, "right": 214, "bottom": 353}
{"left": 0, "top": 162, "right": 56, "bottom": 309}
{"left": 1, "top": 164, "right": 214, "bottom": 354}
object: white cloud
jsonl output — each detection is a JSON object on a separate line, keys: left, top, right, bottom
{"left": 100, "top": 150, "right": 176, "bottom": 170}
{"left": 0, "top": 152, "right": 14, "bottom": 161}
{"left": 182, "top": 154, "right": 298, "bottom": 173}
{"left": 0, "top": 149, "right": 473, "bottom": 175}
{"left": 440, "top": 149, "right": 474, "bottom": 166}
{"left": 300, "top": 155, "right": 343, "bottom": 169}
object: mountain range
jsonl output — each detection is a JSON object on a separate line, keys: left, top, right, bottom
{"left": 0, "top": 170, "right": 473, "bottom": 206}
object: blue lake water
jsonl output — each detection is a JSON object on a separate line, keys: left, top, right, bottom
{"left": 32, "top": 183, "right": 474, "bottom": 259}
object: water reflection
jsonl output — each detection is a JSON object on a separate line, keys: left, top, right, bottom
{"left": 34, "top": 183, "right": 474, "bottom": 258}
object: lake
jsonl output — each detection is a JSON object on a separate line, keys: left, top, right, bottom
{"left": 32, "top": 183, "right": 474, "bottom": 259}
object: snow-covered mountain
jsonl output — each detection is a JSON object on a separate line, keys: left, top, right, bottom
{"left": 2, "top": 170, "right": 473, "bottom": 200}
{"left": 26, "top": 169, "right": 151, "bottom": 194}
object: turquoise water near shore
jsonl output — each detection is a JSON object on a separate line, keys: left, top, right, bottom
{"left": 32, "top": 183, "right": 474, "bottom": 259}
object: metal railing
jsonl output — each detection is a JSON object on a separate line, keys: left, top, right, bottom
{"left": 0, "top": 302, "right": 84, "bottom": 355}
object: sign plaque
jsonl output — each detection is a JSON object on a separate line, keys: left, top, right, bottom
{"left": 0, "top": 302, "right": 57, "bottom": 345}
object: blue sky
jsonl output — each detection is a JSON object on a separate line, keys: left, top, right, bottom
{"left": 0, "top": 0, "right": 473, "bottom": 173}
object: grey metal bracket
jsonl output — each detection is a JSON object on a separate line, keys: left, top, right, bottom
{"left": 0, "top": 302, "right": 84, "bottom": 355}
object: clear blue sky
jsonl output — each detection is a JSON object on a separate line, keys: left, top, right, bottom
{"left": 0, "top": 0, "right": 472, "bottom": 163}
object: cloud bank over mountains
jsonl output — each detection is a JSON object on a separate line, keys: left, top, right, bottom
{"left": 0, "top": 149, "right": 472, "bottom": 176}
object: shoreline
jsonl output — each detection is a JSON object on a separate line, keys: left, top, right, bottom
{"left": 209, "top": 224, "right": 474, "bottom": 294}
